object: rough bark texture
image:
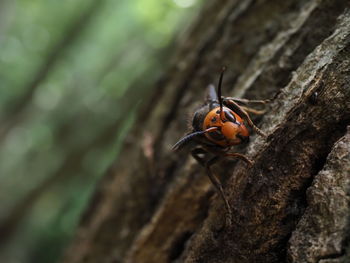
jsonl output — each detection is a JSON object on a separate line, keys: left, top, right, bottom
{"left": 62, "top": 0, "right": 350, "bottom": 263}
{"left": 288, "top": 129, "right": 350, "bottom": 263}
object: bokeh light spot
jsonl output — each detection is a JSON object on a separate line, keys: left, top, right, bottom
{"left": 173, "top": 0, "right": 197, "bottom": 8}
{"left": 34, "top": 83, "right": 62, "bottom": 111}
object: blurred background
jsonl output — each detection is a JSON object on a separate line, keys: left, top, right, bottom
{"left": 0, "top": 0, "right": 202, "bottom": 262}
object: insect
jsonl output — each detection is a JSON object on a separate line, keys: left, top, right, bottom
{"left": 172, "top": 67, "right": 268, "bottom": 225}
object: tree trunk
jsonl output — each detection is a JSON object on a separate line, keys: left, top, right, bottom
{"left": 62, "top": 0, "right": 350, "bottom": 262}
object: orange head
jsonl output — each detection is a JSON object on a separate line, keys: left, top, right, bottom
{"left": 203, "top": 106, "right": 249, "bottom": 147}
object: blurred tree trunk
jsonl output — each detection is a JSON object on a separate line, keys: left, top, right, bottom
{"left": 62, "top": 0, "right": 350, "bottom": 263}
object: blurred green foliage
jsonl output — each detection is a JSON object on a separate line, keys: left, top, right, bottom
{"left": 0, "top": 0, "right": 201, "bottom": 262}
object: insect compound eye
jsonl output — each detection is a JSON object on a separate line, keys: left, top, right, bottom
{"left": 224, "top": 110, "right": 236, "bottom": 123}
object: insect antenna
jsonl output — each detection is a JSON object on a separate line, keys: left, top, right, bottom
{"left": 217, "top": 66, "right": 226, "bottom": 120}
{"left": 172, "top": 127, "right": 218, "bottom": 151}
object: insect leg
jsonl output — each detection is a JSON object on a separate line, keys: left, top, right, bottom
{"left": 223, "top": 152, "right": 254, "bottom": 166}
{"left": 191, "top": 148, "right": 208, "bottom": 166}
{"left": 223, "top": 97, "right": 270, "bottom": 105}
{"left": 240, "top": 106, "right": 265, "bottom": 115}
{"left": 223, "top": 97, "right": 269, "bottom": 115}
{"left": 205, "top": 156, "right": 232, "bottom": 226}
{"left": 224, "top": 99, "right": 266, "bottom": 137}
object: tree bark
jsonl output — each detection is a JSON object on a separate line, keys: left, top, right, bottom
{"left": 62, "top": 0, "right": 350, "bottom": 262}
